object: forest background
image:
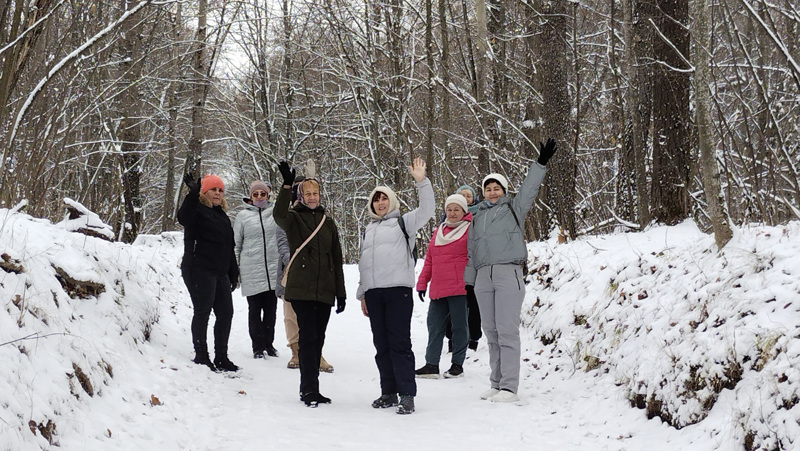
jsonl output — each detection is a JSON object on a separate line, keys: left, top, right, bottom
{"left": 1, "top": 0, "right": 797, "bottom": 260}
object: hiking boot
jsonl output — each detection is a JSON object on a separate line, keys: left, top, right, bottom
{"left": 319, "top": 355, "right": 334, "bottom": 373}
{"left": 213, "top": 356, "right": 239, "bottom": 372}
{"left": 468, "top": 340, "right": 478, "bottom": 351}
{"left": 443, "top": 363, "right": 464, "bottom": 378}
{"left": 193, "top": 353, "right": 216, "bottom": 372}
{"left": 414, "top": 363, "right": 440, "bottom": 379}
{"left": 480, "top": 388, "right": 500, "bottom": 400}
{"left": 490, "top": 389, "right": 520, "bottom": 403}
{"left": 396, "top": 395, "right": 415, "bottom": 415}
{"left": 371, "top": 394, "right": 398, "bottom": 409}
{"left": 287, "top": 343, "right": 299, "bottom": 369}
{"left": 265, "top": 345, "right": 279, "bottom": 357}
{"left": 301, "top": 392, "right": 318, "bottom": 408}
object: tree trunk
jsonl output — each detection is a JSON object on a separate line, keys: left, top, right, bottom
{"left": 438, "top": 0, "right": 453, "bottom": 194}
{"left": 186, "top": 0, "right": 207, "bottom": 177}
{"left": 119, "top": 0, "right": 143, "bottom": 243}
{"left": 162, "top": 3, "right": 182, "bottom": 232}
{"left": 692, "top": 0, "right": 732, "bottom": 248}
{"left": 650, "top": 0, "right": 690, "bottom": 225}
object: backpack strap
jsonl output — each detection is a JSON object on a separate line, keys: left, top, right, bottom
{"left": 397, "top": 216, "right": 414, "bottom": 260}
{"left": 507, "top": 203, "right": 522, "bottom": 229}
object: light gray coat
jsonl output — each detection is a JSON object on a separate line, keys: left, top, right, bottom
{"left": 464, "top": 162, "right": 547, "bottom": 285}
{"left": 356, "top": 178, "right": 435, "bottom": 300}
{"left": 233, "top": 202, "right": 281, "bottom": 297}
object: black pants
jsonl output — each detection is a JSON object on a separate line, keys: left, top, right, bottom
{"left": 290, "top": 300, "right": 332, "bottom": 395}
{"left": 365, "top": 287, "right": 416, "bottom": 397}
{"left": 445, "top": 285, "right": 482, "bottom": 343}
{"left": 247, "top": 290, "right": 278, "bottom": 353}
{"left": 182, "top": 268, "right": 233, "bottom": 358}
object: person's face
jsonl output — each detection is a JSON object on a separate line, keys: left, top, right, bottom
{"left": 207, "top": 186, "right": 224, "bottom": 206}
{"left": 483, "top": 182, "right": 504, "bottom": 203}
{"left": 372, "top": 192, "right": 390, "bottom": 217}
{"left": 459, "top": 189, "right": 474, "bottom": 205}
{"left": 302, "top": 185, "right": 320, "bottom": 209}
{"left": 445, "top": 204, "right": 466, "bottom": 222}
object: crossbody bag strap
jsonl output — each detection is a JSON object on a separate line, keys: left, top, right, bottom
{"left": 281, "top": 215, "right": 326, "bottom": 287}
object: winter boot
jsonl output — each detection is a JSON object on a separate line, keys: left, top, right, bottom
{"left": 265, "top": 345, "right": 279, "bottom": 357}
{"left": 316, "top": 393, "right": 332, "bottom": 404}
{"left": 319, "top": 355, "right": 334, "bottom": 373}
{"left": 193, "top": 352, "right": 216, "bottom": 372}
{"left": 301, "top": 392, "right": 318, "bottom": 408}
{"left": 490, "top": 389, "right": 520, "bottom": 403}
{"left": 443, "top": 363, "right": 464, "bottom": 378}
{"left": 287, "top": 343, "right": 299, "bottom": 369}
{"left": 396, "top": 395, "right": 415, "bottom": 415}
{"left": 213, "top": 356, "right": 239, "bottom": 372}
{"left": 253, "top": 350, "right": 266, "bottom": 359}
{"left": 371, "top": 394, "right": 398, "bottom": 409}
{"left": 415, "top": 363, "right": 440, "bottom": 379}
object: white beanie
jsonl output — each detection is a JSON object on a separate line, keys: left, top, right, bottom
{"left": 482, "top": 173, "right": 509, "bottom": 193}
{"left": 444, "top": 194, "right": 468, "bottom": 213}
{"left": 367, "top": 186, "right": 400, "bottom": 219}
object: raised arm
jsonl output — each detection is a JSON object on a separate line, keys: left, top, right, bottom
{"left": 511, "top": 138, "right": 556, "bottom": 217}
{"left": 400, "top": 157, "right": 435, "bottom": 233}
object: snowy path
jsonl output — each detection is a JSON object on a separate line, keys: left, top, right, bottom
{"left": 63, "top": 266, "right": 726, "bottom": 451}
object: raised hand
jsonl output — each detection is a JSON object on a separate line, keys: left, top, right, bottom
{"left": 408, "top": 157, "right": 426, "bottom": 182}
{"left": 183, "top": 173, "right": 200, "bottom": 194}
{"left": 278, "top": 161, "right": 296, "bottom": 187}
{"left": 537, "top": 138, "right": 557, "bottom": 166}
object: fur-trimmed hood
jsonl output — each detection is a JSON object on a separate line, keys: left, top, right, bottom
{"left": 198, "top": 192, "right": 229, "bottom": 211}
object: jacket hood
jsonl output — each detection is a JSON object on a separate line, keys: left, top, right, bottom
{"left": 367, "top": 185, "right": 400, "bottom": 220}
{"left": 199, "top": 192, "right": 229, "bottom": 211}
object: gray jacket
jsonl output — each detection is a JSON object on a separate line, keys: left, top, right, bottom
{"left": 233, "top": 202, "right": 281, "bottom": 297}
{"left": 275, "top": 226, "right": 290, "bottom": 298}
{"left": 357, "top": 178, "right": 435, "bottom": 300}
{"left": 464, "top": 162, "right": 547, "bottom": 285}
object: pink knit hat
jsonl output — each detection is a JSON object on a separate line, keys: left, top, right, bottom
{"left": 201, "top": 174, "right": 224, "bottom": 193}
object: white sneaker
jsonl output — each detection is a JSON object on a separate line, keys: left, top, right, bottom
{"left": 480, "top": 388, "right": 500, "bottom": 400}
{"left": 490, "top": 390, "right": 520, "bottom": 403}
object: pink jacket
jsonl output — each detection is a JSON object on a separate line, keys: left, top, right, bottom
{"left": 416, "top": 213, "right": 472, "bottom": 300}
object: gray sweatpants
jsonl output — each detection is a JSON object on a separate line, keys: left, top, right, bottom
{"left": 474, "top": 264, "right": 525, "bottom": 393}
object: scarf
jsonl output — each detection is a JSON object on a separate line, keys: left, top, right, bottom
{"left": 434, "top": 219, "right": 470, "bottom": 246}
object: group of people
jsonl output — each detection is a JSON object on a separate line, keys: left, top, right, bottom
{"left": 177, "top": 138, "right": 558, "bottom": 414}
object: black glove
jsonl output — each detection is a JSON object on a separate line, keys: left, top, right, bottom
{"left": 417, "top": 290, "right": 426, "bottom": 302}
{"left": 278, "top": 161, "right": 296, "bottom": 187}
{"left": 230, "top": 278, "right": 239, "bottom": 292}
{"left": 537, "top": 138, "right": 557, "bottom": 166}
{"left": 183, "top": 173, "right": 200, "bottom": 194}
{"left": 465, "top": 285, "right": 473, "bottom": 293}
{"left": 335, "top": 297, "right": 346, "bottom": 314}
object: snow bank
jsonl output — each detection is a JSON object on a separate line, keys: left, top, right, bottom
{"left": 0, "top": 207, "right": 180, "bottom": 448}
{"left": 526, "top": 220, "right": 800, "bottom": 450}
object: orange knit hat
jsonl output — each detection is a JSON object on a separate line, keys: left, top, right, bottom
{"left": 201, "top": 174, "right": 224, "bottom": 193}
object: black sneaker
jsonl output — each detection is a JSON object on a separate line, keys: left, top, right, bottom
{"left": 397, "top": 395, "right": 415, "bottom": 414}
{"left": 265, "top": 345, "right": 279, "bottom": 357}
{"left": 253, "top": 350, "right": 266, "bottom": 359}
{"left": 371, "top": 394, "right": 398, "bottom": 409}
{"left": 468, "top": 340, "right": 478, "bottom": 351}
{"left": 193, "top": 353, "right": 216, "bottom": 372}
{"left": 213, "top": 357, "right": 239, "bottom": 372}
{"left": 301, "top": 392, "right": 318, "bottom": 408}
{"left": 443, "top": 363, "right": 464, "bottom": 378}
{"left": 316, "top": 393, "right": 331, "bottom": 404}
{"left": 415, "top": 363, "right": 440, "bottom": 379}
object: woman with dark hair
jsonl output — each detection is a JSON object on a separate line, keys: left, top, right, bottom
{"left": 177, "top": 173, "right": 240, "bottom": 372}
{"left": 465, "top": 138, "right": 557, "bottom": 403}
{"left": 358, "top": 157, "right": 435, "bottom": 415}
{"left": 274, "top": 162, "right": 346, "bottom": 408}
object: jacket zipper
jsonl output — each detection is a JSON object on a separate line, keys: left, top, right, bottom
{"left": 259, "top": 208, "right": 272, "bottom": 291}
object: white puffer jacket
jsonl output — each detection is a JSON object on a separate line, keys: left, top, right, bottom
{"left": 233, "top": 202, "right": 281, "bottom": 297}
{"left": 356, "top": 178, "right": 435, "bottom": 300}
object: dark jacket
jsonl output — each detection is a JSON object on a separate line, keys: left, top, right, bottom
{"left": 273, "top": 186, "right": 346, "bottom": 305}
{"left": 177, "top": 191, "right": 239, "bottom": 282}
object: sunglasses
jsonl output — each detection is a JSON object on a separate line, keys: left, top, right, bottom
{"left": 252, "top": 191, "right": 269, "bottom": 198}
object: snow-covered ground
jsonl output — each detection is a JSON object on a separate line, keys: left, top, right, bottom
{"left": 1, "top": 204, "right": 798, "bottom": 450}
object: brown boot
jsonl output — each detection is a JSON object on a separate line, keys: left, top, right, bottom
{"left": 287, "top": 343, "right": 299, "bottom": 369}
{"left": 319, "top": 355, "right": 334, "bottom": 373}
